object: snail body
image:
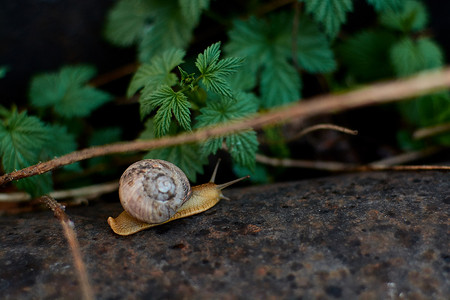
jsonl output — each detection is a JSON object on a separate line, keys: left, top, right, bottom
{"left": 107, "top": 159, "right": 248, "bottom": 236}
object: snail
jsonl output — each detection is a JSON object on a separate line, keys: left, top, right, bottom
{"left": 107, "top": 159, "right": 248, "bottom": 236}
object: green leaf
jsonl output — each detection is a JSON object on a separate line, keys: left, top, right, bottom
{"left": 144, "top": 143, "right": 207, "bottom": 182}
{"left": 0, "top": 66, "right": 8, "bottom": 79}
{"left": 178, "top": 66, "right": 196, "bottom": 89}
{"left": 399, "top": 92, "right": 450, "bottom": 127}
{"left": 56, "top": 87, "right": 112, "bottom": 118}
{"left": 0, "top": 110, "right": 53, "bottom": 196}
{"left": 140, "top": 119, "right": 207, "bottom": 182}
{"left": 29, "top": 65, "right": 112, "bottom": 118}
{"left": 47, "top": 125, "right": 77, "bottom": 157}
{"left": 261, "top": 58, "right": 301, "bottom": 107}
{"left": 367, "top": 0, "right": 403, "bottom": 11}
{"left": 87, "top": 127, "right": 122, "bottom": 168}
{"left": 226, "top": 131, "right": 258, "bottom": 171}
{"left": 195, "top": 92, "right": 259, "bottom": 127}
{"left": 226, "top": 12, "right": 334, "bottom": 107}
{"left": 179, "top": 0, "right": 210, "bottom": 25}
{"left": 338, "top": 30, "right": 396, "bottom": 82}
{"left": 301, "top": 0, "right": 353, "bottom": 38}
{"left": 233, "top": 163, "right": 270, "bottom": 184}
{"left": 390, "top": 37, "right": 443, "bottom": 77}
{"left": 196, "top": 42, "right": 244, "bottom": 98}
{"left": 225, "top": 14, "right": 292, "bottom": 67}
{"left": 138, "top": 1, "right": 195, "bottom": 62}
{"left": 104, "top": 0, "right": 200, "bottom": 62}
{"left": 104, "top": 0, "right": 153, "bottom": 46}
{"left": 263, "top": 126, "right": 291, "bottom": 158}
{"left": 140, "top": 85, "right": 191, "bottom": 137}
{"left": 380, "top": 0, "right": 428, "bottom": 32}
{"left": 128, "top": 48, "right": 185, "bottom": 97}
{"left": 296, "top": 18, "right": 336, "bottom": 73}
{"left": 195, "top": 93, "right": 259, "bottom": 168}
{"left": 196, "top": 42, "right": 222, "bottom": 74}
{"left": 47, "top": 125, "right": 80, "bottom": 172}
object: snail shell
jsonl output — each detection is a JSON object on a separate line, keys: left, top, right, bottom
{"left": 108, "top": 159, "right": 249, "bottom": 235}
{"left": 118, "top": 159, "right": 192, "bottom": 224}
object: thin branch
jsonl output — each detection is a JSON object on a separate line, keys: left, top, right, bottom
{"left": 413, "top": 122, "right": 450, "bottom": 139}
{"left": 357, "top": 165, "right": 450, "bottom": 171}
{"left": 256, "top": 154, "right": 450, "bottom": 171}
{"left": 2, "top": 68, "right": 450, "bottom": 186}
{"left": 39, "top": 196, "right": 94, "bottom": 300}
{"left": 256, "top": 154, "right": 357, "bottom": 171}
{"left": 367, "top": 147, "right": 442, "bottom": 166}
{"left": 256, "top": 0, "right": 296, "bottom": 16}
{"left": 288, "top": 123, "right": 358, "bottom": 142}
{"left": 89, "top": 63, "right": 138, "bottom": 87}
{"left": 0, "top": 181, "right": 118, "bottom": 203}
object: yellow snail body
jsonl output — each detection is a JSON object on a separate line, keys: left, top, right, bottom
{"left": 107, "top": 159, "right": 248, "bottom": 236}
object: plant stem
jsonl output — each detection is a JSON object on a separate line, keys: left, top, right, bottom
{"left": 39, "top": 196, "right": 94, "bottom": 300}
{"left": 2, "top": 68, "right": 450, "bottom": 186}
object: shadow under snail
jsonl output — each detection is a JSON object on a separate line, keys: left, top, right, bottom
{"left": 107, "top": 159, "right": 249, "bottom": 236}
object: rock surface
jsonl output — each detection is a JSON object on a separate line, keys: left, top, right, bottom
{"left": 1, "top": 171, "right": 449, "bottom": 299}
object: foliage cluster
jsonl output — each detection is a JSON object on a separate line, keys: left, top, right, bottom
{"left": 1, "top": 0, "right": 448, "bottom": 196}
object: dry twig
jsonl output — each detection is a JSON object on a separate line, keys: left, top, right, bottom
{"left": 39, "top": 196, "right": 94, "bottom": 300}
{"left": 413, "top": 122, "right": 450, "bottom": 139}
{"left": 2, "top": 68, "right": 450, "bottom": 186}
{"left": 0, "top": 181, "right": 118, "bottom": 203}
{"left": 289, "top": 123, "right": 358, "bottom": 142}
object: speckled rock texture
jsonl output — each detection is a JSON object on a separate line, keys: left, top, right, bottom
{"left": 1, "top": 171, "right": 449, "bottom": 299}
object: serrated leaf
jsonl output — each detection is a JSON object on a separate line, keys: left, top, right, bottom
{"left": 59, "top": 65, "right": 97, "bottom": 85}
{"left": 261, "top": 59, "right": 301, "bottom": 108}
{"left": 140, "top": 85, "right": 191, "bottom": 136}
{"left": 226, "top": 131, "right": 258, "bottom": 170}
{"left": 226, "top": 12, "right": 334, "bottom": 106}
{"left": 200, "top": 74, "right": 234, "bottom": 99}
{"left": 195, "top": 93, "right": 259, "bottom": 167}
{"left": 128, "top": 48, "right": 185, "bottom": 97}
{"left": 296, "top": 18, "right": 336, "bottom": 73}
{"left": 225, "top": 14, "right": 291, "bottom": 65}
{"left": 144, "top": 144, "right": 207, "bottom": 182}
{"left": 228, "top": 63, "right": 258, "bottom": 91}
{"left": 390, "top": 37, "right": 443, "bottom": 77}
{"left": 367, "top": 0, "right": 403, "bottom": 11}
{"left": 195, "top": 92, "right": 258, "bottom": 127}
{"left": 179, "top": 0, "right": 210, "bottom": 25}
{"left": 30, "top": 65, "right": 112, "bottom": 118}
{"left": 104, "top": 0, "right": 153, "bottom": 46}
{"left": 195, "top": 42, "right": 222, "bottom": 74}
{"left": 138, "top": 1, "right": 194, "bottom": 62}
{"left": 196, "top": 42, "right": 244, "bottom": 98}
{"left": 399, "top": 92, "right": 450, "bottom": 127}
{"left": 338, "top": 30, "right": 396, "bottom": 81}
{"left": 56, "top": 87, "right": 112, "bottom": 118}
{"left": 301, "top": 0, "right": 353, "bottom": 38}
{"left": 0, "top": 110, "right": 53, "bottom": 196}
{"left": 380, "top": 0, "right": 428, "bottom": 32}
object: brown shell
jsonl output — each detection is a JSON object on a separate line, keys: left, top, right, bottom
{"left": 118, "top": 159, "right": 192, "bottom": 224}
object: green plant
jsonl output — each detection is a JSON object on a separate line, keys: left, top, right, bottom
{"left": 1, "top": 0, "right": 448, "bottom": 197}
{"left": 0, "top": 65, "right": 113, "bottom": 196}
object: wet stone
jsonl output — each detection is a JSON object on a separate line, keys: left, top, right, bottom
{"left": 1, "top": 171, "right": 449, "bottom": 299}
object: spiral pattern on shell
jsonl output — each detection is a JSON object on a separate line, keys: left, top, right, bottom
{"left": 119, "top": 159, "right": 192, "bottom": 224}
